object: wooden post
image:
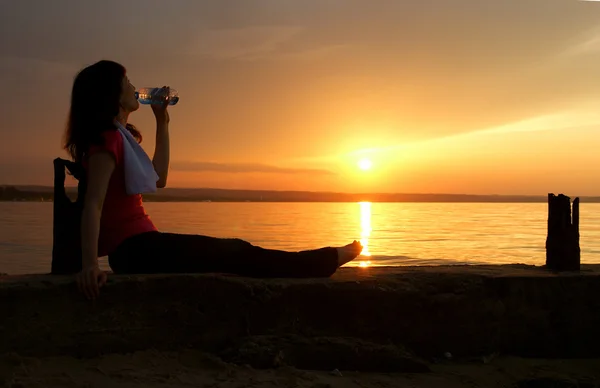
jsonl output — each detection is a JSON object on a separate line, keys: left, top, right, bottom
{"left": 545, "top": 193, "right": 580, "bottom": 271}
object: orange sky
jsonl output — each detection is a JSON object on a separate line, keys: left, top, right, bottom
{"left": 1, "top": 0, "right": 600, "bottom": 195}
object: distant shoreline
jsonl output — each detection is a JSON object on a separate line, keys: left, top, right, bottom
{"left": 2, "top": 185, "right": 599, "bottom": 203}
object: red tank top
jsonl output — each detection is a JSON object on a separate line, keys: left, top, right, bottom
{"left": 86, "top": 129, "right": 158, "bottom": 256}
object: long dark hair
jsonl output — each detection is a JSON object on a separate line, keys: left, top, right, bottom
{"left": 63, "top": 60, "right": 142, "bottom": 163}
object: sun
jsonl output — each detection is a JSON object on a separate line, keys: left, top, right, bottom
{"left": 357, "top": 158, "right": 373, "bottom": 171}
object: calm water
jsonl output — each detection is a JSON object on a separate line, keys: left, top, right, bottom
{"left": 1, "top": 202, "right": 599, "bottom": 275}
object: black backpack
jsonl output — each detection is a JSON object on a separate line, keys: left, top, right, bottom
{"left": 51, "top": 158, "right": 86, "bottom": 274}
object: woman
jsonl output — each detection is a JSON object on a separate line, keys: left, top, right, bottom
{"left": 65, "top": 60, "right": 363, "bottom": 300}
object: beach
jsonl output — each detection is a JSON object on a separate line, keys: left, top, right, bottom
{"left": 4, "top": 0, "right": 600, "bottom": 385}
{"left": 2, "top": 265, "right": 600, "bottom": 387}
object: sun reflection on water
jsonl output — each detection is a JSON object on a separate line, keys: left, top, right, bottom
{"left": 359, "top": 201, "right": 372, "bottom": 267}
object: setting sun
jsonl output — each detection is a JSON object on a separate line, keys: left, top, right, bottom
{"left": 357, "top": 158, "right": 373, "bottom": 171}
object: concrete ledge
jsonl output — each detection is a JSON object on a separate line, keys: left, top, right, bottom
{"left": 2, "top": 265, "right": 600, "bottom": 369}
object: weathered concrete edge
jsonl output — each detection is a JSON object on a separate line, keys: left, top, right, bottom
{"left": 2, "top": 264, "right": 598, "bottom": 287}
{"left": 2, "top": 265, "right": 600, "bottom": 362}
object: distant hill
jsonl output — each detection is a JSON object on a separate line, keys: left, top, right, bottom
{"left": 2, "top": 185, "right": 599, "bottom": 203}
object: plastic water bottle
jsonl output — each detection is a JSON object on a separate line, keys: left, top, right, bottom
{"left": 135, "top": 87, "right": 180, "bottom": 105}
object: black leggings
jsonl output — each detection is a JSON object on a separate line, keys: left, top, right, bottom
{"left": 108, "top": 231, "right": 339, "bottom": 278}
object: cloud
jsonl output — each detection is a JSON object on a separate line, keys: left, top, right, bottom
{"left": 171, "top": 161, "right": 335, "bottom": 175}
{"left": 336, "top": 107, "right": 600, "bottom": 160}
{"left": 277, "top": 44, "right": 351, "bottom": 61}
{"left": 560, "top": 25, "right": 600, "bottom": 57}
{"left": 0, "top": 56, "right": 78, "bottom": 78}
{"left": 188, "top": 25, "right": 304, "bottom": 61}
{"left": 186, "top": 24, "right": 349, "bottom": 62}
{"left": 474, "top": 111, "right": 600, "bottom": 136}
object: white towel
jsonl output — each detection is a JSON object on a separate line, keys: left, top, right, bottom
{"left": 115, "top": 122, "right": 159, "bottom": 195}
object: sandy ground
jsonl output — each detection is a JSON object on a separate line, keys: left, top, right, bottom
{"left": 1, "top": 350, "right": 598, "bottom": 388}
{"left": 3, "top": 267, "right": 600, "bottom": 387}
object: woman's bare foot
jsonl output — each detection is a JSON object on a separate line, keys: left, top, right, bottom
{"left": 336, "top": 240, "right": 363, "bottom": 267}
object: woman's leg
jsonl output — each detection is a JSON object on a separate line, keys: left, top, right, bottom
{"left": 108, "top": 231, "right": 362, "bottom": 278}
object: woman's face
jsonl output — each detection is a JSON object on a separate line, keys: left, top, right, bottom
{"left": 119, "top": 75, "right": 139, "bottom": 113}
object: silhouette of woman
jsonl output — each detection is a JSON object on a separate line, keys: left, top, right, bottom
{"left": 63, "top": 60, "right": 363, "bottom": 300}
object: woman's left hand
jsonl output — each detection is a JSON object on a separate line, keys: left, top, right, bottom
{"left": 151, "top": 85, "right": 170, "bottom": 124}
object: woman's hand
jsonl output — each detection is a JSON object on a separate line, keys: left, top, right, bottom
{"left": 151, "top": 85, "right": 170, "bottom": 124}
{"left": 76, "top": 264, "right": 108, "bottom": 300}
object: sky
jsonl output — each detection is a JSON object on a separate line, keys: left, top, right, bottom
{"left": 1, "top": 0, "right": 600, "bottom": 195}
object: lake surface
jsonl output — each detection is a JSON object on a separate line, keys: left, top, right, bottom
{"left": 1, "top": 202, "right": 599, "bottom": 275}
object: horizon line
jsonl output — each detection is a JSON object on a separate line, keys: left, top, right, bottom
{"left": 3, "top": 184, "right": 597, "bottom": 198}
